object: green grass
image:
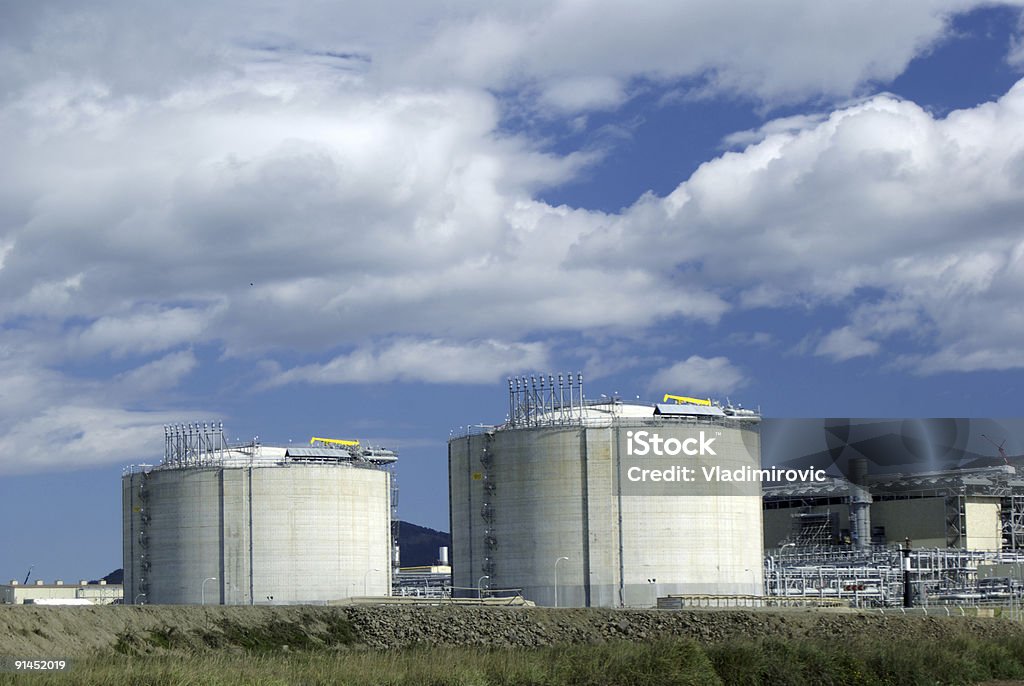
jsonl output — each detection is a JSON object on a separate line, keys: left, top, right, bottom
{"left": 0, "top": 642, "right": 719, "bottom": 686}
{"left": 704, "top": 634, "right": 1024, "bottom": 686}
{"left": 7, "top": 634, "right": 1024, "bottom": 685}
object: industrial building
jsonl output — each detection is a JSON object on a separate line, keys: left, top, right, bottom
{"left": 123, "top": 424, "right": 396, "bottom": 605}
{"left": 393, "top": 548, "right": 453, "bottom": 598}
{"left": 763, "top": 465, "right": 1015, "bottom": 552}
{"left": 449, "top": 375, "right": 764, "bottom": 608}
{"left": 0, "top": 579, "right": 122, "bottom": 605}
{"left": 761, "top": 418, "right": 1024, "bottom": 553}
{"left": 759, "top": 466, "right": 1024, "bottom": 606}
{"left": 758, "top": 419, "right": 1024, "bottom": 607}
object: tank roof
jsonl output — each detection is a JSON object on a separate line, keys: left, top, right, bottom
{"left": 150, "top": 443, "right": 397, "bottom": 470}
{"left": 125, "top": 423, "right": 398, "bottom": 475}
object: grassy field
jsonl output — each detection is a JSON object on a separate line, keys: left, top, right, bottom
{"left": 5, "top": 606, "right": 1024, "bottom": 684}
{"left": 5, "top": 634, "right": 1024, "bottom": 685}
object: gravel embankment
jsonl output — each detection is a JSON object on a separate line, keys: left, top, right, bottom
{"left": 2, "top": 604, "right": 1022, "bottom": 657}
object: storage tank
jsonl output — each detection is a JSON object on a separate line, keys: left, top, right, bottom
{"left": 123, "top": 424, "right": 395, "bottom": 605}
{"left": 449, "top": 376, "right": 763, "bottom": 607}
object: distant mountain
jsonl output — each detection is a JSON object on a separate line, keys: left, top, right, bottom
{"left": 100, "top": 521, "right": 450, "bottom": 582}
{"left": 88, "top": 568, "right": 123, "bottom": 585}
{"left": 398, "top": 521, "right": 451, "bottom": 567}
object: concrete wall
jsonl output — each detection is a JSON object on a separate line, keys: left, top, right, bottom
{"left": 124, "top": 464, "right": 391, "bottom": 604}
{"left": 871, "top": 499, "right": 947, "bottom": 549}
{"left": 964, "top": 497, "right": 1002, "bottom": 552}
{"left": 451, "top": 421, "right": 763, "bottom": 608}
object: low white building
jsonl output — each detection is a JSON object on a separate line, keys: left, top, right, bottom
{"left": 0, "top": 579, "right": 122, "bottom": 605}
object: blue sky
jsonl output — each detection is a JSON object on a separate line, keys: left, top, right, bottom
{"left": 2, "top": 2, "right": 1024, "bottom": 583}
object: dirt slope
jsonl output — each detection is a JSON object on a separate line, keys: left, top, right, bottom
{"left": 2, "top": 604, "right": 1022, "bottom": 657}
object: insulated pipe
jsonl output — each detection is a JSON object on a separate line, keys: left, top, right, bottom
{"left": 849, "top": 457, "right": 872, "bottom": 549}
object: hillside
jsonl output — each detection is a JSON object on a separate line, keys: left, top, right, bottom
{"left": 397, "top": 521, "right": 450, "bottom": 566}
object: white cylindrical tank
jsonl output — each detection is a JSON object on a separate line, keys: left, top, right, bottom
{"left": 123, "top": 446, "right": 393, "bottom": 605}
{"left": 449, "top": 402, "right": 763, "bottom": 607}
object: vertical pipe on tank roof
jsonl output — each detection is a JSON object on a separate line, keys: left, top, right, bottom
{"left": 532, "top": 376, "right": 540, "bottom": 423}
{"left": 521, "top": 376, "right": 526, "bottom": 425}
{"left": 539, "top": 375, "right": 546, "bottom": 422}
{"left": 519, "top": 376, "right": 524, "bottom": 426}
{"left": 566, "top": 374, "right": 571, "bottom": 421}
{"left": 549, "top": 375, "right": 555, "bottom": 420}
{"left": 524, "top": 376, "right": 529, "bottom": 425}
{"left": 568, "top": 373, "right": 575, "bottom": 421}
{"left": 558, "top": 374, "right": 565, "bottom": 425}
{"left": 578, "top": 373, "right": 584, "bottom": 415}
{"left": 542, "top": 375, "right": 548, "bottom": 418}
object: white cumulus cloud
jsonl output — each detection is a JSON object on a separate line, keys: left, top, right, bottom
{"left": 575, "top": 78, "right": 1024, "bottom": 374}
{"left": 0, "top": 353, "right": 211, "bottom": 475}
{"left": 266, "top": 339, "right": 550, "bottom": 386}
{"left": 815, "top": 327, "right": 881, "bottom": 361}
{"left": 116, "top": 350, "right": 199, "bottom": 394}
{"left": 649, "top": 356, "right": 746, "bottom": 396}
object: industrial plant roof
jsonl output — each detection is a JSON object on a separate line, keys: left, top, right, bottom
{"left": 763, "top": 465, "right": 1021, "bottom": 499}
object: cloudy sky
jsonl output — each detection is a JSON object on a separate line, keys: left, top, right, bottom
{"left": 2, "top": 1, "right": 1024, "bottom": 581}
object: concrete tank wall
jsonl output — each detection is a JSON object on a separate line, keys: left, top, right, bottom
{"left": 123, "top": 464, "right": 391, "bottom": 605}
{"left": 450, "top": 421, "right": 763, "bottom": 608}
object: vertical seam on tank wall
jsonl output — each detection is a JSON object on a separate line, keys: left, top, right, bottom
{"left": 614, "top": 425, "right": 625, "bottom": 607}
{"left": 387, "top": 469, "right": 392, "bottom": 592}
{"left": 127, "top": 475, "right": 135, "bottom": 603}
{"left": 248, "top": 466, "right": 254, "bottom": 605}
{"left": 448, "top": 440, "right": 456, "bottom": 595}
{"left": 580, "top": 428, "right": 591, "bottom": 608}
{"left": 218, "top": 469, "right": 226, "bottom": 605}
{"left": 129, "top": 475, "right": 134, "bottom": 603}
{"left": 467, "top": 435, "right": 473, "bottom": 596}
{"left": 755, "top": 430, "right": 764, "bottom": 595}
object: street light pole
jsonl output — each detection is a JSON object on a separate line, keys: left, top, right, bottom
{"left": 201, "top": 576, "right": 217, "bottom": 606}
{"left": 554, "top": 556, "right": 569, "bottom": 608}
